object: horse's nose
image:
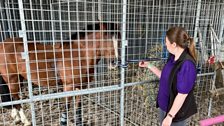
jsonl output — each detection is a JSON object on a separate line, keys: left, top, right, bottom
{"left": 112, "top": 58, "right": 119, "bottom": 66}
{"left": 108, "top": 59, "right": 119, "bottom": 70}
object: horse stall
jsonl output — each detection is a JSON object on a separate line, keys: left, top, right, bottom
{"left": 0, "top": 0, "right": 224, "bottom": 126}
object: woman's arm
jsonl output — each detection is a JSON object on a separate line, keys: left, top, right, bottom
{"left": 148, "top": 65, "right": 162, "bottom": 78}
{"left": 139, "top": 61, "right": 162, "bottom": 78}
{"left": 168, "top": 93, "right": 188, "bottom": 117}
{"left": 162, "top": 93, "right": 188, "bottom": 126}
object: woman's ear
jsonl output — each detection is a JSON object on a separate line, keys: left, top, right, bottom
{"left": 172, "top": 42, "right": 177, "bottom": 47}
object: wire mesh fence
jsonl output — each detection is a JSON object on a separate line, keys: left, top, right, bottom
{"left": 0, "top": 0, "right": 224, "bottom": 126}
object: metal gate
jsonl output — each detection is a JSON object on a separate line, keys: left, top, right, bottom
{"left": 0, "top": 0, "right": 224, "bottom": 126}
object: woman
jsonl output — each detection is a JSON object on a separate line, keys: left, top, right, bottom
{"left": 139, "top": 27, "right": 197, "bottom": 126}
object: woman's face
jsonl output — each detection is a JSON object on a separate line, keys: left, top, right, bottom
{"left": 165, "top": 36, "right": 176, "bottom": 54}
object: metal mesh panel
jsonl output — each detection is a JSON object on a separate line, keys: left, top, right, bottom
{"left": 0, "top": 0, "right": 223, "bottom": 126}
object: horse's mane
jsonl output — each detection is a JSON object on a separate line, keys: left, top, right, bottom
{"left": 70, "top": 23, "right": 119, "bottom": 40}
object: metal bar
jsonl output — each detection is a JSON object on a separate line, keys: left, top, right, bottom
{"left": 18, "top": 0, "right": 36, "bottom": 125}
{"left": 0, "top": 85, "right": 122, "bottom": 107}
{"left": 219, "top": 15, "right": 224, "bottom": 42}
{"left": 193, "top": 0, "right": 201, "bottom": 40}
{"left": 210, "top": 27, "right": 221, "bottom": 44}
{"left": 144, "top": 1, "right": 149, "bottom": 58}
{"left": 124, "top": 80, "right": 159, "bottom": 87}
{"left": 208, "top": 70, "right": 216, "bottom": 117}
{"left": 197, "top": 72, "right": 215, "bottom": 77}
{"left": 120, "top": 0, "right": 127, "bottom": 125}
{"left": 5, "top": 2, "right": 12, "bottom": 38}
{"left": 0, "top": 99, "right": 31, "bottom": 107}
{"left": 98, "top": 0, "right": 101, "bottom": 21}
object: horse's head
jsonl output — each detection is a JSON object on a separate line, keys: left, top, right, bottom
{"left": 98, "top": 23, "right": 120, "bottom": 70}
{"left": 70, "top": 22, "right": 120, "bottom": 70}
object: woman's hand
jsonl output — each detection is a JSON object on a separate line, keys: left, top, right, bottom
{"left": 162, "top": 116, "right": 173, "bottom": 126}
{"left": 138, "top": 61, "right": 149, "bottom": 68}
{"left": 139, "top": 61, "right": 161, "bottom": 78}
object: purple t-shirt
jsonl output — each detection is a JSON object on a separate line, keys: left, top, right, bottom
{"left": 157, "top": 55, "right": 196, "bottom": 112}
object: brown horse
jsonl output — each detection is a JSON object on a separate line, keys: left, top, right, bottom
{"left": 0, "top": 23, "right": 120, "bottom": 126}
